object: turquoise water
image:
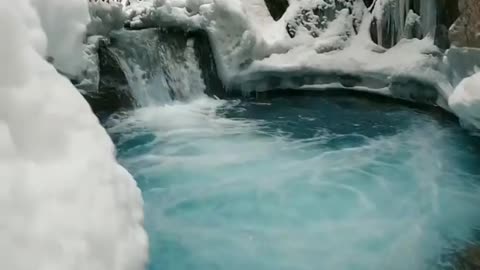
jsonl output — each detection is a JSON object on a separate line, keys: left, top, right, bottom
{"left": 106, "top": 95, "right": 480, "bottom": 270}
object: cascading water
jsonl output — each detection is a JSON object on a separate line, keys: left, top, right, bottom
{"left": 106, "top": 28, "right": 206, "bottom": 106}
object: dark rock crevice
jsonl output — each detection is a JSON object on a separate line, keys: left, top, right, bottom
{"left": 82, "top": 39, "right": 136, "bottom": 116}
{"left": 188, "top": 29, "right": 226, "bottom": 99}
{"left": 264, "top": 0, "right": 289, "bottom": 21}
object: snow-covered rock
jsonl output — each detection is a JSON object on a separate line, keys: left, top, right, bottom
{"left": 88, "top": 1, "right": 126, "bottom": 36}
{"left": 0, "top": 1, "right": 148, "bottom": 270}
{"left": 449, "top": 72, "right": 480, "bottom": 129}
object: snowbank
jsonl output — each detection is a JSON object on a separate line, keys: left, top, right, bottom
{"left": 449, "top": 72, "right": 480, "bottom": 129}
{"left": 0, "top": 1, "right": 147, "bottom": 270}
{"left": 30, "top": 0, "right": 90, "bottom": 77}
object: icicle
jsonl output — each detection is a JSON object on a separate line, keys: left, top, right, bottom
{"left": 420, "top": 0, "right": 437, "bottom": 38}
{"left": 371, "top": 0, "right": 438, "bottom": 48}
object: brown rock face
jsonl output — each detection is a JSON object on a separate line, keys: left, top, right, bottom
{"left": 455, "top": 245, "right": 480, "bottom": 270}
{"left": 449, "top": 0, "right": 480, "bottom": 47}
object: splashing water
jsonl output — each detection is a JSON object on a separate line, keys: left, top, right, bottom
{"left": 106, "top": 95, "right": 480, "bottom": 270}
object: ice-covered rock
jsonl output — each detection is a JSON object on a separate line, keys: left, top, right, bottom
{"left": 449, "top": 72, "right": 480, "bottom": 129}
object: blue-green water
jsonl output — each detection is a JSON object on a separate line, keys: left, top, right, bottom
{"left": 106, "top": 96, "right": 480, "bottom": 270}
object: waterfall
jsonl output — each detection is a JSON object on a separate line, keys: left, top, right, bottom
{"left": 106, "top": 28, "right": 207, "bottom": 107}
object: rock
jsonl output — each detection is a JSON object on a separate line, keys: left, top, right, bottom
{"left": 435, "top": 24, "right": 451, "bottom": 50}
{"left": 188, "top": 29, "right": 226, "bottom": 99}
{"left": 369, "top": 16, "right": 399, "bottom": 49}
{"left": 454, "top": 245, "right": 480, "bottom": 270}
{"left": 363, "top": 0, "right": 374, "bottom": 8}
{"left": 264, "top": 0, "right": 289, "bottom": 21}
{"left": 449, "top": 0, "right": 480, "bottom": 48}
{"left": 437, "top": 0, "right": 460, "bottom": 28}
{"left": 83, "top": 39, "right": 135, "bottom": 116}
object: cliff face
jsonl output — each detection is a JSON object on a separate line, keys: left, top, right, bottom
{"left": 449, "top": 0, "right": 480, "bottom": 47}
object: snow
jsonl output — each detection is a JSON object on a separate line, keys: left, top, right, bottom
{"left": 0, "top": 1, "right": 147, "bottom": 270}
{"left": 88, "top": 1, "right": 126, "bottom": 36}
{"left": 30, "top": 0, "right": 91, "bottom": 77}
{"left": 449, "top": 72, "right": 480, "bottom": 129}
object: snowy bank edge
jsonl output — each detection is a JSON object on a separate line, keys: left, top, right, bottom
{"left": 0, "top": 1, "right": 148, "bottom": 270}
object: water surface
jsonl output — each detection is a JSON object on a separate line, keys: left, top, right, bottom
{"left": 106, "top": 96, "right": 480, "bottom": 270}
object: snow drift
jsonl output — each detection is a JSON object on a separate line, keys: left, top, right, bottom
{"left": 0, "top": 1, "right": 147, "bottom": 270}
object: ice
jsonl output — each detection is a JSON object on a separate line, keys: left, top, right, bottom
{"left": 0, "top": 1, "right": 147, "bottom": 270}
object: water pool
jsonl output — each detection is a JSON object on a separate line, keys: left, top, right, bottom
{"left": 106, "top": 95, "right": 480, "bottom": 270}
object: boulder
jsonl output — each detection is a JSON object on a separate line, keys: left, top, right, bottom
{"left": 454, "top": 245, "right": 480, "bottom": 270}
{"left": 449, "top": 0, "right": 480, "bottom": 48}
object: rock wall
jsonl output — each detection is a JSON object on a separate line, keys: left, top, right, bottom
{"left": 449, "top": 0, "right": 480, "bottom": 48}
